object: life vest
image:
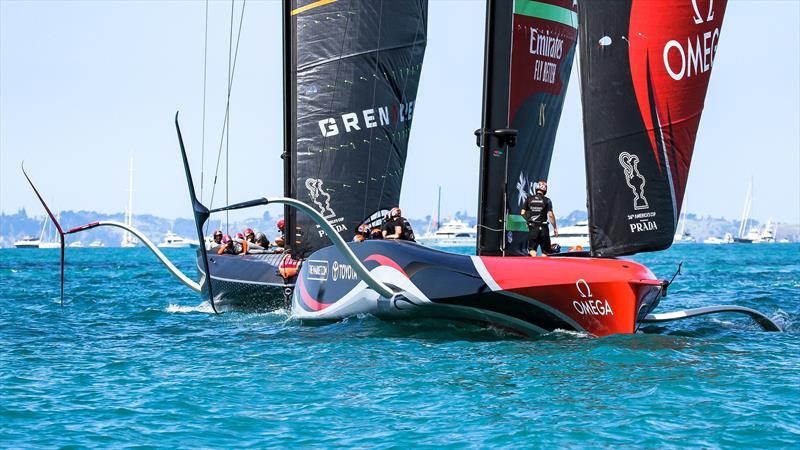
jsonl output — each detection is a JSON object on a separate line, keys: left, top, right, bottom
{"left": 279, "top": 254, "right": 300, "bottom": 279}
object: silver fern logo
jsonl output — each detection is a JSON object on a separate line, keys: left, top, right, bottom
{"left": 305, "top": 178, "right": 336, "bottom": 219}
{"left": 516, "top": 172, "right": 537, "bottom": 207}
{"left": 618, "top": 152, "right": 649, "bottom": 210}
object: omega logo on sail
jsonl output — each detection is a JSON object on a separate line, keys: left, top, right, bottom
{"left": 572, "top": 279, "right": 614, "bottom": 316}
{"left": 662, "top": 0, "right": 720, "bottom": 81}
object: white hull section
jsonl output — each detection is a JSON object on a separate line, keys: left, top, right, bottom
{"left": 291, "top": 258, "right": 562, "bottom": 337}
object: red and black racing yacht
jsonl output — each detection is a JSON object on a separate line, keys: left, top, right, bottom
{"left": 26, "top": 0, "right": 779, "bottom": 334}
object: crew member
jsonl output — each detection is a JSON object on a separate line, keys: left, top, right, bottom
{"left": 208, "top": 229, "right": 223, "bottom": 250}
{"left": 246, "top": 232, "right": 271, "bottom": 254}
{"left": 272, "top": 219, "right": 286, "bottom": 252}
{"left": 243, "top": 228, "right": 256, "bottom": 244}
{"left": 218, "top": 234, "right": 243, "bottom": 255}
{"left": 234, "top": 232, "right": 249, "bottom": 254}
{"left": 520, "top": 180, "right": 558, "bottom": 256}
{"left": 383, "top": 207, "right": 416, "bottom": 241}
{"left": 353, "top": 224, "right": 370, "bottom": 242}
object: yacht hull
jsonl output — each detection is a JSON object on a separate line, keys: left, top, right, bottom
{"left": 291, "top": 241, "right": 665, "bottom": 337}
{"left": 196, "top": 251, "right": 294, "bottom": 312}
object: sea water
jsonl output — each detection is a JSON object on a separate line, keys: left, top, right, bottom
{"left": 1, "top": 245, "right": 798, "bottom": 448}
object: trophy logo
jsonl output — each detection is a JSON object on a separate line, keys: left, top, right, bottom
{"left": 305, "top": 178, "right": 336, "bottom": 219}
{"left": 618, "top": 152, "right": 649, "bottom": 210}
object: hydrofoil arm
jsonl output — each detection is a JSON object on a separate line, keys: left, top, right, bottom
{"left": 66, "top": 221, "right": 201, "bottom": 293}
{"left": 642, "top": 305, "right": 781, "bottom": 332}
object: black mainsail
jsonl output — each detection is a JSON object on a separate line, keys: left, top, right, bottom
{"left": 579, "top": 0, "right": 727, "bottom": 257}
{"left": 476, "top": 0, "right": 578, "bottom": 256}
{"left": 284, "top": 0, "right": 428, "bottom": 258}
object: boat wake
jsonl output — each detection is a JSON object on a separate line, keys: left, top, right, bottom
{"left": 165, "top": 302, "right": 216, "bottom": 314}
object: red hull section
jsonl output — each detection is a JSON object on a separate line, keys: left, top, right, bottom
{"left": 478, "top": 256, "right": 663, "bottom": 336}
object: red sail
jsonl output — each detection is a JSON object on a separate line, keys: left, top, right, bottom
{"left": 579, "top": 0, "right": 727, "bottom": 257}
{"left": 628, "top": 0, "right": 727, "bottom": 213}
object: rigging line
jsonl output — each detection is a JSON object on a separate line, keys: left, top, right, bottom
{"left": 226, "top": 0, "right": 234, "bottom": 233}
{"left": 207, "top": 0, "right": 247, "bottom": 217}
{"left": 201, "top": 0, "right": 209, "bottom": 206}
{"left": 361, "top": 0, "right": 385, "bottom": 220}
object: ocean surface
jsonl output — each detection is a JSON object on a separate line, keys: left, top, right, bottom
{"left": 1, "top": 244, "right": 798, "bottom": 448}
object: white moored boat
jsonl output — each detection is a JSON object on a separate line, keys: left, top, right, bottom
{"left": 551, "top": 220, "right": 590, "bottom": 252}
{"left": 16, "top": 214, "right": 61, "bottom": 248}
{"left": 13, "top": 236, "right": 40, "bottom": 248}
{"left": 416, "top": 219, "right": 476, "bottom": 247}
{"left": 157, "top": 231, "right": 200, "bottom": 248}
{"left": 704, "top": 233, "right": 734, "bottom": 245}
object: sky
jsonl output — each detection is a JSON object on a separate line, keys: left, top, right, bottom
{"left": 1, "top": 0, "right": 799, "bottom": 225}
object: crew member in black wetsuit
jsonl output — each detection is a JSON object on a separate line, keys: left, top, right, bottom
{"left": 382, "top": 207, "right": 416, "bottom": 241}
{"left": 520, "top": 180, "right": 558, "bottom": 256}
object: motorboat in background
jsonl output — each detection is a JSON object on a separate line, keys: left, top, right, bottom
{"left": 13, "top": 236, "right": 40, "bottom": 248}
{"left": 157, "top": 231, "right": 199, "bottom": 248}
{"left": 89, "top": 240, "right": 105, "bottom": 248}
{"left": 551, "top": 220, "right": 590, "bottom": 252}
{"left": 416, "top": 219, "right": 477, "bottom": 248}
{"left": 704, "top": 233, "right": 734, "bottom": 245}
{"left": 13, "top": 215, "right": 53, "bottom": 248}
{"left": 417, "top": 187, "right": 477, "bottom": 248}
{"left": 760, "top": 220, "right": 776, "bottom": 243}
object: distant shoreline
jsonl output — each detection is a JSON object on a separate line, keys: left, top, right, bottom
{"left": 1, "top": 208, "right": 798, "bottom": 247}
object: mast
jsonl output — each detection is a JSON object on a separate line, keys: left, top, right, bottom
{"left": 475, "top": 0, "right": 577, "bottom": 256}
{"left": 282, "top": 0, "right": 295, "bottom": 255}
{"left": 39, "top": 214, "right": 48, "bottom": 241}
{"left": 436, "top": 186, "right": 441, "bottom": 231}
{"left": 738, "top": 178, "right": 752, "bottom": 238}
{"left": 125, "top": 155, "right": 134, "bottom": 245}
{"left": 475, "top": 0, "right": 513, "bottom": 257}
